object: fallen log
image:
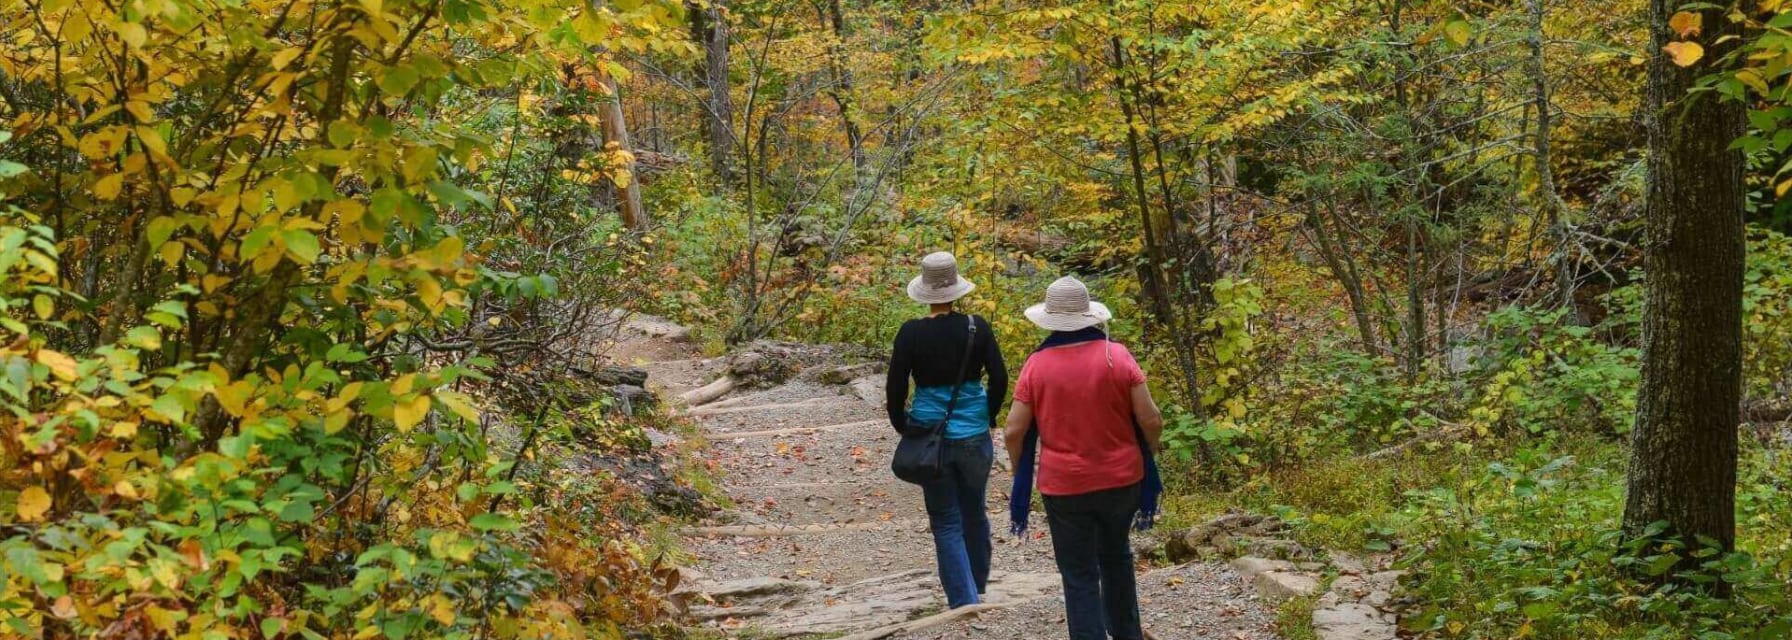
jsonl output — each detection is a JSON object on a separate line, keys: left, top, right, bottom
{"left": 679, "top": 375, "right": 737, "bottom": 407}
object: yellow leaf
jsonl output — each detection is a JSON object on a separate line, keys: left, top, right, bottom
{"left": 1669, "top": 11, "right": 1701, "bottom": 39}
{"left": 325, "top": 409, "right": 351, "bottom": 434}
{"left": 216, "top": 380, "right": 254, "bottom": 416}
{"left": 1664, "top": 41, "right": 1704, "bottom": 67}
{"left": 125, "top": 100, "right": 154, "bottom": 123}
{"left": 158, "top": 240, "right": 184, "bottom": 266}
{"left": 94, "top": 173, "right": 125, "bottom": 200}
{"left": 429, "top": 595, "right": 455, "bottom": 625}
{"left": 135, "top": 126, "right": 167, "bottom": 157}
{"left": 1740, "top": 69, "right": 1771, "bottom": 95}
{"left": 115, "top": 480, "right": 139, "bottom": 500}
{"left": 394, "top": 394, "right": 430, "bottom": 431}
{"left": 392, "top": 373, "right": 416, "bottom": 396}
{"left": 110, "top": 420, "right": 140, "bottom": 438}
{"left": 16, "top": 486, "right": 51, "bottom": 522}
{"left": 114, "top": 21, "right": 147, "bottom": 48}
{"left": 150, "top": 558, "right": 181, "bottom": 589}
{"left": 144, "top": 606, "right": 178, "bottom": 632}
{"left": 35, "top": 349, "right": 79, "bottom": 381}
{"left": 270, "top": 47, "right": 304, "bottom": 71}
{"left": 1778, "top": 178, "right": 1792, "bottom": 198}
{"left": 417, "top": 274, "right": 443, "bottom": 311}
{"left": 434, "top": 390, "right": 480, "bottom": 423}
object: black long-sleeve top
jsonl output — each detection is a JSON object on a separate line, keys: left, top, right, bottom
{"left": 886, "top": 312, "right": 1008, "bottom": 431}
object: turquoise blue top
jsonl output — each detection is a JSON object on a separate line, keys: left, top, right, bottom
{"left": 907, "top": 381, "right": 991, "bottom": 440}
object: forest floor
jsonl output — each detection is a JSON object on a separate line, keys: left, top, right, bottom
{"left": 605, "top": 317, "right": 1283, "bottom": 639}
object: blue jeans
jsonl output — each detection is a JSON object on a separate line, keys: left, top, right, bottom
{"left": 921, "top": 434, "right": 993, "bottom": 608}
{"left": 1043, "top": 483, "right": 1142, "bottom": 640}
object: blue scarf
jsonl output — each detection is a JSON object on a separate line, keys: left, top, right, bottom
{"left": 1008, "top": 327, "right": 1161, "bottom": 535}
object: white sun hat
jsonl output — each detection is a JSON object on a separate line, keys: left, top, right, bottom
{"left": 1024, "top": 276, "right": 1113, "bottom": 331}
{"left": 906, "top": 251, "right": 977, "bottom": 304}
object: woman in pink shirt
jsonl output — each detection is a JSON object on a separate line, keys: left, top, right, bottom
{"left": 1004, "top": 277, "right": 1164, "bottom": 640}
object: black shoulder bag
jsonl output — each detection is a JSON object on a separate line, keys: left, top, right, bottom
{"left": 891, "top": 315, "right": 978, "bottom": 485}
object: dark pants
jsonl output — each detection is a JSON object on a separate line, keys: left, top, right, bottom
{"left": 1043, "top": 483, "right": 1142, "bottom": 640}
{"left": 921, "top": 435, "right": 993, "bottom": 608}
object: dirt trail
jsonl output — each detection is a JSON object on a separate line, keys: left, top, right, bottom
{"left": 608, "top": 314, "right": 1283, "bottom": 639}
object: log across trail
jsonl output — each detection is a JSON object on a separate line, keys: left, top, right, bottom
{"left": 612, "top": 317, "right": 1284, "bottom": 639}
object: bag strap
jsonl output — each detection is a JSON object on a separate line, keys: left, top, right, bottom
{"left": 940, "top": 314, "right": 979, "bottom": 422}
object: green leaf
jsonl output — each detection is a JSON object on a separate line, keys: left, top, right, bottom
{"left": 468, "top": 513, "right": 517, "bottom": 531}
{"left": 278, "top": 500, "right": 315, "bottom": 523}
{"left": 283, "top": 229, "right": 321, "bottom": 264}
{"left": 1443, "top": 20, "right": 1471, "bottom": 47}
{"left": 150, "top": 394, "right": 186, "bottom": 424}
{"left": 328, "top": 121, "right": 362, "bottom": 148}
{"left": 241, "top": 226, "right": 276, "bottom": 259}
{"left": 147, "top": 216, "right": 180, "bottom": 246}
{"left": 380, "top": 66, "right": 420, "bottom": 96}
{"left": 124, "top": 326, "right": 162, "bottom": 350}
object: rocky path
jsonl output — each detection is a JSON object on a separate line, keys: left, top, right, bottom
{"left": 608, "top": 315, "right": 1285, "bottom": 639}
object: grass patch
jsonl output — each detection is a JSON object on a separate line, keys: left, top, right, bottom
{"left": 1274, "top": 594, "right": 1319, "bottom": 640}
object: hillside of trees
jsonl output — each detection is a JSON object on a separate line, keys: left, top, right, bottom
{"left": 2, "top": 0, "right": 1790, "bottom": 638}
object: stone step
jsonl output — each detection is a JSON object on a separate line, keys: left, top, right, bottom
{"left": 686, "top": 569, "right": 1063, "bottom": 638}
{"left": 683, "top": 519, "right": 1062, "bottom": 588}
{"left": 697, "top": 399, "right": 883, "bottom": 435}
{"left": 716, "top": 418, "right": 886, "bottom": 439}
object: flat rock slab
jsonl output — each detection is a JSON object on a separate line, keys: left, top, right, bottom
{"left": 1313, "top": 603, "right": 1396, "bottom": 640}
{"left": 1230, "top": 556, "right": 1297, "bottom": 576}
{"left": 1254, "top": 570, "right": 1320, "bottom": 603}
{"left": 757, "top": 570, "right": 1061, "bottom": 637}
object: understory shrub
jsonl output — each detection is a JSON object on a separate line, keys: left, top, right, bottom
{"left": 1466, "top": 306, "right": 1640, "bottom": 437}
{"left": 1396, "top": 441, "right": 1792, "bottom": 639}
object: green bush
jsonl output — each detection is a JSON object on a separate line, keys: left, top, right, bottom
{"left": 1396, "top": 442, "right": 1792, "bottom": 639}
{"left": 1466, "top": 306, "right": 1640, "bottom": 436}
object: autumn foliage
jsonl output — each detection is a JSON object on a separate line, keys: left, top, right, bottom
{"left": 0, "top": 0, "right": 689, "bottom": 637}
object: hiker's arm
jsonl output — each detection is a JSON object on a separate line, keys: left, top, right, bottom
{"left": 1131, "top": 383, "right": 1163, "bottom": 453}
{"left": 982, "top": 318, "right": 1008, "bottom": 428}
{"left": 1004, "top": 401, "right": 1032, "bottom": 465}
{"left": 885, "top": 325, "right": 912, "bottom": 431}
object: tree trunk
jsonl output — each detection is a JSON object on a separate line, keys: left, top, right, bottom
{"left": 820, "top": 0, "right": 866, "bottom": 173}
{"left": 1621, "top": 0, "right": 1747, "bottom": 575}
{"left": 597, "top": 69, "right": 648, "bottom": 231}
{"left": 1305, "top": 200, "right": 1380, "bottom": 354}
{"left": 1110, "top": 36, "right": 1204, "bottom": 422}
{"left": 1403, "top": 210, "right": 1426, "bottom": 381}
{"left": 688, "top": 0, "right": 737, "bottom": 187}
{"left": 1529, "top": 0, "right": 1579, "bottom": 321}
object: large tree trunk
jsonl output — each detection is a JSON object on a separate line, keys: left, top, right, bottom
{"left": 597, "top": 69, "right": 648, "bottom": 231}
{"left": 688, "top": 0, "right": 737, "bottom": 187}
{"left": 1621, "top": 0, "right": 1747, "bottom": 573}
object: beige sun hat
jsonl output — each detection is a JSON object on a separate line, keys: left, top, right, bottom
{"left": 1024, "top": 276, "right": 1113, "bottom": 331}
{"left": 906, "top": 252, "right": 977, "bottom": 304}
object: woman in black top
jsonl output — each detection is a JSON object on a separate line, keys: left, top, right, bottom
{"left": 887, "top": 252, "right": 1008, "bottom": 608}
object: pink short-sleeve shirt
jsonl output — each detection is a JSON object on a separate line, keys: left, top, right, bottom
{"left": 1014, "top": 340, "right": 1147, "bottom": 496}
